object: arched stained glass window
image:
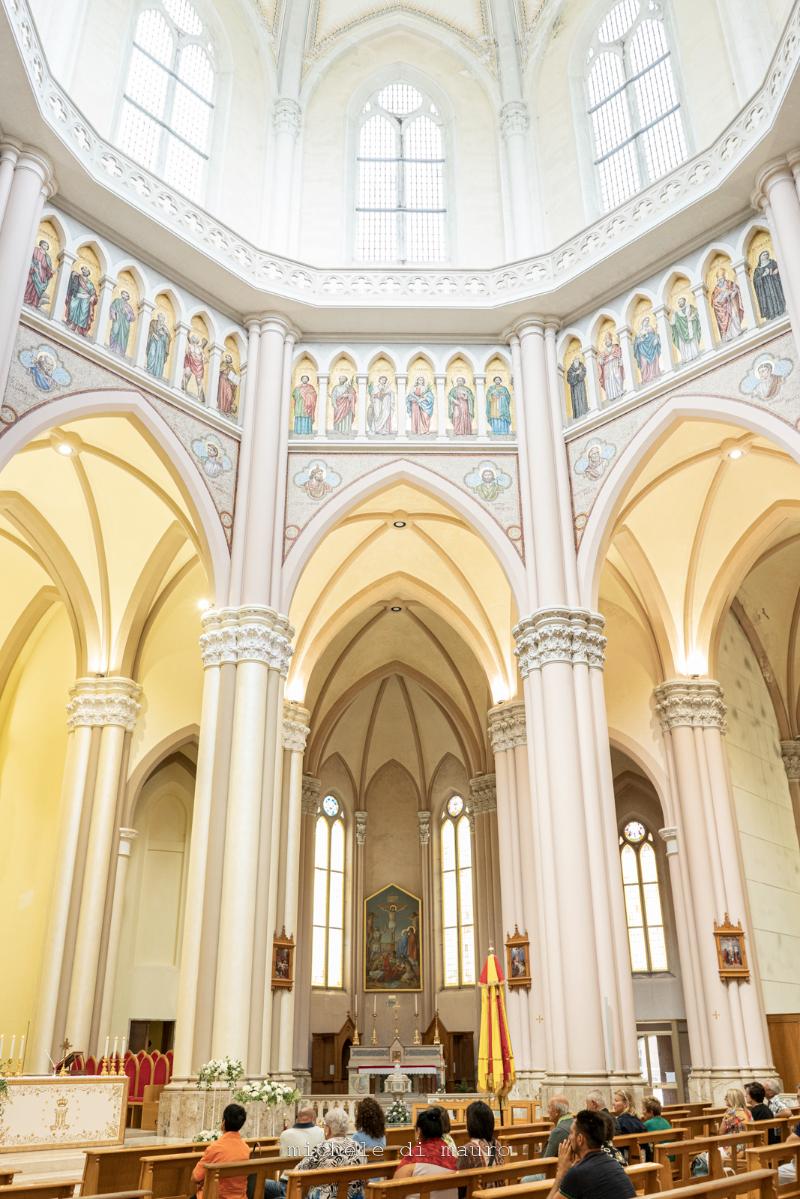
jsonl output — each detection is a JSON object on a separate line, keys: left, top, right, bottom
{"left": 311, "top": 795, "right": 345, "bottom": 988}
{"left": 355, "top": 82, "right": 446, "bottom": 264}
{"left": 441, "top": 795, "right": 475, "bottom": 987}
{"left": 619, "top": 819, "right": 668, "bottom": 972}
{"left": 118, "top": 0, "right": 215, "bottom": 201}
{"left": 587, "top": 1, "right": 687, "bottom": 213}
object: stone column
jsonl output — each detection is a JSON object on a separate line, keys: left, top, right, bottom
{"left": 356, "top": 373, "right": 368, "bottom": 441}
{"left": 617, "top": 325, "right": 637, "bottom": 394}
{"left": 97, "top": 828, "right": 138, "bottom": 1045}
{"left": 353, "top": 810, "right": 367, "bottom": 1034}
{"left": 691, "top": 283, "right": 716, "bottom": 352}
{"left": 293, "top": 776, "right": 321, "bottom": 1074}
{"left": 275, "top": 702, "right": 311, "bottom": 1077}
{"left": 316, "top": 374, "right": 329, "bottom": 439}
{"left": 418, "top": 810, "right": 435, "bottom": 1027}
{"left": 395, "top": 374, "right": 408, "bottom": 438}
{"left": 134, "top": 299, "right": 155, "bottom": 370}
{"left": 171, "top": 322, "right": 189, "bottom": 390}
{"left": 583, "top": 347, "right": 602, "bottom": 412}
{"left": 653, "top": 306, "right": 675, "bottom": 378}
{"left": 654, "top": 679, "right": 776, "bottom": 1101}
{"left": 779, "top": 740, "right": 800, "bottom": 850}
{"left": 435, "top": 373, "right": 447, "bottom": 440}
{"left": 468, "top": 775, "right": 501, "bottom": 968}
{"left": 475, "top": 374, "right": 488, "bottom": 438}
{"left": 0, "top": 141, "right": 20, "bottom": 225}
{"left": 51, "top": 250, "right": 76, "bottom": 328}
{"left": 207, "top": 343, "right": 222, "bottom": 412}
{"left": 270, "top": 99, "right": 303, "bottom": 254}
{"left": 753, "top": 162, "right": 800, "bottom": 340}
{"left": 499, "top": 102, "right": 536, "bottom": 259}
{"left": 0, "top": 146, "right": 55, "bottom": 396}
{"left": 94, "top": 275, "right": 115, "bottom": 348}
{"left": 733, "top": 259, "right": 759, "bottom": 331}
{"left": 64, "top": 678, "right": 141, "bottom": 1052}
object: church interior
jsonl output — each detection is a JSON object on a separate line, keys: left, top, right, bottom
{"left": 3, "top": 0, "right": 800, "bottom": 1185}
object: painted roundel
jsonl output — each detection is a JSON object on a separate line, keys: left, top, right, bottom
{"left": 322, "top": 794, "right": 340, "bottom": 817}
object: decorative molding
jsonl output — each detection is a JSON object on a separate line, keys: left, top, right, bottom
{"left": 488, "top": 701, "right": 527, "bottom": 753}
{"left": 199, "top": 606, "right": 294, "bottom": 675}
{"left": 6, "top": 0, "right": 800, "bottom": 313}
{"left": 301, "top": 774, "right": 321, "bottom": 815}
{"left": 117, "top": 827, "right": 139, "bottom": 857}
{"left": 417, "top": 809, "right": 431, "bottom": 846}
{"left": 272, "top": 97, "right": 303, "bottom": 137}
{"left": 653, "top": 679, "right": 727, "bottom": 733}
{"left": 499, "top": 101, "right": 530, "bottom": 139}
{"left": 282, "top": 701, "right": 311, "bottom": 751}
{"left": 468, "top": 773, "right": 498, "bottom": 813}
{"left": 780, "top": 739, "right": 800, "bottom": 780}
{"left": 513, "top": 608, "right": 606, "bottom": 676}
{"left": 659, "top": 826, "right": 679, "bottom": 856}
{"left": 66, "top": 677, "right": 141, "bottom": 731}
{"left": 355, "top": 809, "right": 367, "bottom": 847}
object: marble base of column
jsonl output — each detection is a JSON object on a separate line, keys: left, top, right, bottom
{"left": 688, "top": 1067, "right": 780, "bottom": 1106}
{"left": 540, "top": 1072, "right": 647, "bottom": 1111}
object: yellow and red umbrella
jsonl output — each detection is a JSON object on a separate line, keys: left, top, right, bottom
{"left": 477, "top": 948, "right": 516, "bottom": 1098}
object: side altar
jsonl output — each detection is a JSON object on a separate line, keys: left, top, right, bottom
{"left": 0, "top": 1076, "right": 128, "bottom": 1151}
{"left": 348, "top": 1041, "right": 445, "bottom": 1096}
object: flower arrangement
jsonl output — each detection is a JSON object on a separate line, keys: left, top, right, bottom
{"left": 197, "top": 1057, "right": 245, "bottom": 1089}
{"left": 385, "top": 1097, "right": 410, "bottom": 1125}
{"left": 195, "top": 1129, "right": 220, "bottom": 1142}
{"left": 233, "top": 1079, "right": 301, "bottom": 1107}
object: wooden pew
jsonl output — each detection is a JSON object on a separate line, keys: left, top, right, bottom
{"left": 138, "top": 1153, "right": 202, "bottom": 1199}
{"left": 0, "top": 1177, "right": 15, "bottom": 1189}
{"left": 0, "top": 1183, "right": 78, "bottom": 1199}
{"left": 365, "top": 1155, "right": 560, "bottom": 1199}
{"left": 82, "top": 1144, "right": 199, "bottom": 1196}
{"left": 469, "top": 1162, "right": 667, "bottom": 1197}
{"left": 496, "top": 1132, "right": 551, "bottom": 1160}
{"left": 614, "top": 1127, "right": 687, "bottom": 1163}
{"left": 651, "top": 1171, "right": 777, "bottom": 1199}
{"left": 655, "top": 1130, "right": 769, "bottom": 1184}
{"left": 746, "top": 1143, "right": 800, "bottom": 1199}
{"left": 282, "top": 1159, "right": 402, "bottom": 1199}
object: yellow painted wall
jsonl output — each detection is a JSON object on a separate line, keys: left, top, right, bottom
{"left": 0, "top": 605, "right": 74, "bottom": 1033}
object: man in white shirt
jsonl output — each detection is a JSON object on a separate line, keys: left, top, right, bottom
{"left": 265, "top": 1107, "right": 325, "bottom": 1197}
{"left": 764, "top": 1081, "right": 790, "bottom": 1116}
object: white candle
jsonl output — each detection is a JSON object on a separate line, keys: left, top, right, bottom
{"left": 9, "top": 1035, "right": 15, "bottom": 1060}
{"left": 104, "top": 1036, "right": 110, "bottom": 1059}
{"left": 372, "top": 995, "right": 376, "bottom": 1018}
{"left": 414, "top": 994, "right": 418, "bottom": 1018}
{"left": 112, "top": 1036, "right": 118, "bottom": 1059}
{"left": 18, "top": 1035, "right": 25, "bottom": 1062}
{"left": 354, "top": 993, "right": 358, "bottom": 1019}
{"left": 120, "top": 1036, "right": 126, "bottom": 1058}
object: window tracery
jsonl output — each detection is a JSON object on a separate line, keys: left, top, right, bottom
{"left": 311, "top": 794, "right": 345, "bottom": 988}
{"left": 441, "top": 794, "right": 476, "bottom": 987}
{"left": 619, "top": 819, "right": 668, "bottom": 972}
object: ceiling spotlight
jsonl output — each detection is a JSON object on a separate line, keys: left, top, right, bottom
{"left": 197, "top": 598, "right": 212, "bottom": 612}
{"left": 390, "top": 605, "right": 402, "bottom": 613}
{"left": 727, "top": 447, "right": 744, "bottom": 460}
{"left": 56, "top": 442, "right": 75, "bottom": 456}
{"left": 393, "top": 520, "right": 407, "bottom": 528}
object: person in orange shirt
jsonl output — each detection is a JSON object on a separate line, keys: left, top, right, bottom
{"left": 192, "top": 1103, "right": 251, "bottom": 1199}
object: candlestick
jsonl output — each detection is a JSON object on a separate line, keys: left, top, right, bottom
{"left": 354, "top": 992, "right": 358, "bottom": 1019}
{"left": 120, "top": 1036, "right": 126, "bottom": 1059}
{"left": 372, "top": 995, "right": 376, "bottom": 1018}
{"left": 18, "top": 1034, "right": 25, "bottom": 1067}
{"left": 414, "top": 994, "right": 418, "bottom": 1018}
{"left": 104, "top": 1035, "right": 110, "bottom": 1059}
{"left": 9, "top": 1035, "right": 15, "bottom": 1060}
{"left": 112, "top": 1035, "right": 118, "bottom": 1060}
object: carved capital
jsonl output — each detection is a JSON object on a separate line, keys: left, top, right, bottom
{"left": 659, "top": 826, "right": 679, "bottom": 856}
{"left": 469, "top": 773, "right": 498, "bottom": 814}
{"left": 67, "top": 677, "right": 141, "bottom": 731}
{"left": 653, "top": 679, "right": 727, "bottom": 732}
{"left": 781, "top": 739, "right": 800, "bottom": 780}
{"left": 199, "top": 608, "right": 239, "bottom": 667}
{"left": 499, "top": 100, "right": 530, "bottom": 139}
{"left": 513, "top": 608, "right": 606, "bottom": 676}
{"left": 118, "top": 827, "right": 139, "bottom": 858}
{"left": 488, "top": 701, "right": 527, "bottom": 753}
{"left": 418, "top": 810, "right": 431, "bottom": 846}
{"left": 200, "top": 606, "right": 294, "bottom": 675}
{"left": 301, "top": 774, "right": 321, "bottom": 816}
{"left": 283, "top": 701, "right": 311, "bottom": 752}
{"left": 355, "top": 809, "right": 367, "bottom": 846}
{"left": 273, "top": 97, "right": 303, "bottom": 137}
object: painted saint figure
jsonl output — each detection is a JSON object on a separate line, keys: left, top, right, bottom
{"left": 367, "top": 375, "right": 394, "bottom": 435}
{"left": 406, "top": 375, "right": 435, "bottom": 435}
{"left": 597, "top": 332, "right": 624, "bottom": 401}
{"left": 448, "top": 376, "right": 475, "bottom": 436}
{"left": 711, "top": 270, "right": 745, "bottom": 342}
{"left": 566, "top": 356, "right": 588, "bottom": 418}
{"left": 330, "top": 373, "right": 357, "bottom": 434}
{"left": 670, "top": 297, "right": 702, "bottom": 363}
{"left": 752, "top": 250, "right": 786, "bottom": 322}
{"left": 146, "top": 311, "right": 171, "bottom": 378}
{"left": 217, "top": 353, "right": 238, "bottom": 416}
{"left": 486, "top": 375, "right": 512, "bottom": 434}
{"left": 64, "top": 265, "right": 97, "bottom": 336}
{"left": 108, "top": 290, "right": 135, "bottom": 357}
{"left": 182, "top": 331, "right": 209, "bottom": 403}
{"left": 292, "top": 374, "right": 318, "bottom": 435}
{"left": 633, "top": 316, "right": 662, "bottom": 383}
{"left": 24, "top": 240, "right": 54, "bottom": 309}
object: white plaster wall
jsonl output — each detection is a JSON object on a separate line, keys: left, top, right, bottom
{"left": 717, "top": 613, "right": 800, "bottom": 1013}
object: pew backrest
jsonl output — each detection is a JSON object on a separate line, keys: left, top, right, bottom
{"left": 82, "top": 1143, "right": 197, "bottom": 1196}
{"left": 655, "top": 1130, "right": 769, "bottom": 1183}
{"left": 745, "top": 1143, "right": 800, "bottom": 1198}
{"left": 0, "top": 1183, "right": 78, "bottom": 1199}
{"left": 137, "top": 1152, "right": 203, "bottom": 1199}
{"left": 284, "top": 1159, "right": 401, "bottom": 1199}
{"left": 651, "top": 1169, "right": 777, "bottom": 1199}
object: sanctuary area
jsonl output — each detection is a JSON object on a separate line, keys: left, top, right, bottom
{"left": 3, "top": 0, "right": 800, "bottom": 1180}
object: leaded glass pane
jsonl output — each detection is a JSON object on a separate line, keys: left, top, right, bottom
{"left": 125, "top": 48, "right": 170, "bottom": 116}
{"left": 327, "top": 929, "right": 343, "bottom": 987}
{"left": 135, "top": 8, "right": 174, "bottom": 63}
{"left": 628, "top": 924, "right": 648, "bottom": 971}
{"left": 171, "top": 82, "right": 212, "bottom": 152}
{"left": 621, "top": 843, "right": 638, "bottom": 884}
{"left": 598, "top": 0, "right": 639, "bottom": 42}
{"left": 624, "top": 820, "right": 646, "bottom": 843}
{"left": 443, "top": 927, "right": 460, "bottom": 987}
{"left": 177, "top": 42, "right": 214, "bottom": 101}
{"left": 328, "top": 871, "right": 344, "bottom": 931}
{"left": 441, "top": 819, "right": 456, "bottom": 873}
{"left": 648, "top": 924, "right": 668, "bottom": 971}
{"left": 322, "top": 794, "right": 339, "bottom": 817}
{"left": 377, "top": 82, "right": 423, "bottom": 115}
{"left": 311, "top": 925, "right": 327, "bottom": 987}
{"left": 330, "top": 819, "right": 345, "bottom": 872}
{"left": 457, "top": 815, "right": 471, "bottom": 863}
{"left": 447, "top": 795, "right": 464, "bottom": 818}
{"left": 314, "top": 817, "right": 329, "bottom": 868}
{"left": 313, "top": 866, "right": 328, "bottom": 920}
{"left": 118, "top": 102, "right": 161, "bottom": 171}
{"left": 442, "top": 870, "right": 458, "bottom": 926}
{"left": 640, "top": 842, "right": 658, "bottom": 882}
{"left": 461, "top": 926, "right": 476, "bottom": 984}
{"left": 643, "top": 881, "right": 663, "bottom": 926}
{"left": 163, "top": 0, "right": 203, "bottom": 34}
{"left": 624, "top": 883, "right": 643, "bottom": 926}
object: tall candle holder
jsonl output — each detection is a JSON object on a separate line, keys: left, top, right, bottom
{"left": 370, "top": 1022, "right": 378, "bottom": 1046}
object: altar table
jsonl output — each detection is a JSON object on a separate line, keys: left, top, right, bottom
{"left": 348, "top": 1045, "right": 446, "bottom": 1095}
{"left": 0, "top": 1076, "right": 128, "bottom": 1152}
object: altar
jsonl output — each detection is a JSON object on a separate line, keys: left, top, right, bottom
{"left": 348, "top": 1042, "right": 446, "bottom": 1096}
{"left": 0, "top": 1076, "right": 128, "bottom": 1152}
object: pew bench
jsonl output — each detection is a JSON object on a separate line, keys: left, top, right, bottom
{"left": 655, "top": 1130, "right": 769, "bottom": 1184}
{"left": 614, "top": 1128, "right": 687, "bottom": 1163}
{"left": 746, "top": 1143, "right": 800, "bottom": 1199}
{"left": 654, "top": 1169, "right": 777, "bottom": 1199}
{"left": 82, "top": 1143, "right": 198, "bottom": 1196}
{"left": 365, "top": 1155, "right": 559, "bottom": 1199}
{"left": 283, "top": 1160, "right": 401, "bottom": 1199}
{"left": 0, "top": 1183, "right": 78, "bottom": 1199}
{"left": 496, "top": 1133, "right": 551, "bottom": 1160}
{"left": 0, "top": 1177, "right": 16, "bottom": 1189}
{"left": 137, "top": 1153, "right": 202, "bottom": 1199}
{"left": 470, "top": 1162, "right": 668, "bottom": 1197}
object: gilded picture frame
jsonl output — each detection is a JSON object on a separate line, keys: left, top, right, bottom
{"left": 714, "top": 915, "right": 749, "bottom": 981}
{"left": 364, "top": 883, "right": 422, "bottom": 992}
{"left": 505, "top": 925, "right": 532, "bottom": 989}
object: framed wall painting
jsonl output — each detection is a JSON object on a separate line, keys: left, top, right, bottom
{"left": 714, "top": 915, "right": 749, "bottom": 981}
{"left": 364, "top": 884, "right": 422, "bottom": 992}
{"left": 506, "top": 926, "right": 532, "bottom": 989}
{"left": 272, "top": 927, "right": 295, "bottom": 990}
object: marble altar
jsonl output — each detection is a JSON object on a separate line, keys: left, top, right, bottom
{"left": 0, "top": 1076, "right": 128, "bottom": 1152}
{"left": 348, "top": 1043, "right": 445, "bottom": 1096}
{"left": 157, "top": 1082, "right": 295, "bottom": 1139}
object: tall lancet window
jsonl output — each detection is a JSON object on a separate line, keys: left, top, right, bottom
{"left": 311, "top": 794, "right": 345, "bottom": 988}
{"left": 355, "top": 82, "right": 446, "bottom": 264}
{"left": 587, "top": 0, "right": 687, "bottom": 213}
{"left": 619, "top": 820, "right": 668, "bottom": 972}
{"left": 441, "top": 795, "right": 476, "bottom": 987}
{"left": 118, "top": 0, "right": 215, "bottom": 201}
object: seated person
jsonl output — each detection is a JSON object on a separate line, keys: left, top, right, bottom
{"left": 544, "top": 1096, "right": 574, "bottom": 1159}
{"left": 296, "top": 1106, "right": 367, "bottom": 1199}
{"left": 747, "top": 1082, "right": 779, "bottom": 1143}
{"left": 764, "top": 1081, "right": 789, "bottom": 1116}
{"left": 642, "top": 1098, "right": 671, "bottom": 1132}
{"left": 395, "top": 1107, "right": 458, "bottom": 1178}
{"left": 351, "top": 1098, "right": 386, "bottom": 1153}
{"left": 547, "top": 1109, "right": 635, "bottom": 1199}
{"left": 457, "top": 1100, "right": 505, "bottom": 1171}
{"left": 265, "top": 1106, "right": 325, "bottom": 1198}
{"left": 192, "top": 1103, "right": 251, "bottom": 1199}
{"left": 611, "top": 1090, "right": 646, "bottom": 1136}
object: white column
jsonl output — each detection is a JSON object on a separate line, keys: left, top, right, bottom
{"left": 353, "top": 809, "right": 367, "bottom": 1036}
{"left": 733, "top": 258, "right": 758, "bottom": 331}
{"left": 269, "top": 99, "right": 303, "bottom": 255}
{"left": 653, "top": 306, "right": 675, "bottom": 378}
{"left": 356, "top": 372, "right": 368, "bottom": 441}
{"left": 134, "top": 299, "right": 154, "bottom": 370}
{"left": 754, "top": 161, "right": 800, "bottom": 340}
{"left": 417, "top": 810, "right": 435, "bottom": 1029}
{"left": 172, "top": 609, "right": 231, "bottom": 1076}
{"left": 780, "top": 740, "right": 800, "bottom": 850}
{"left": 475, "top": 373, "right": 487, "bottom": 438}
{"left": 654, "top": 679, "right": 776, "bottom": 1101}
{"left": 0, "top": 142, "right": 20, "bottom": 226}
{"left": 275, "top": 702, "right": 311, "bottom": 1076}
{"left": 94, "top": 275, "right": 115, "bottom": 347}
{"left": 435, "top": 373, "right": 447, "bottom": 440}
{"left": 395, "top": 374, "right": 408, "bottom": 438}
{"left": 52, "top": 250, "right": 76, "bottom": 328}
{"left": 172, "top": 322, "right": 189, "bottom": 390}
{"left": 208, "top": 343, "right": 223, "bottom": 412}
{"left": 0, "top": 148, "right": 55, "bottom": 396}
{"left": 499, "top": 102, "right": 536, "bottom": 258}
{"left": 316, "top": 374, "right": 329, "bottom": 438}
{"left": 583, "top": 347, "right": 601, "bottom": 412}
{"left": 691, "top": 283, "right": 716, "bottom": 352}
{"left": 228, "top": 321, "right": 261, "bottom": 608}
{"left": 617, "top": 325, "right": 637, "bottom": 393}
{"left": 64, "top": 678, "right": 141, "bottom": 1052}
{"left": 97, "top": 828, "right": 138, "bottom": 1046}
{"left": 293, "top": 776, "right": 321, "bottom": 1074}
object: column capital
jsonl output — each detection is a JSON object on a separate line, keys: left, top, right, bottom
{"left": 199, "top": 605, "right": 294, "bottom": 674}
{"left": 659, "top": 826, "right": 679, "bottom": 856}
{"left": 118, "top": 827, "right": 139, "bottom": 856}
{"left": 67, "top": 677, "right": 141, "bottom": 730}
{"left": 513, "top": 608, "right": 606, "bottom": 676}
{"left": 301, "top": 774, "right": 321, "bottom": 815}
{"left": 488, "top": 701, "right": 527, "bottom": 753}
{"left": 468, "top": 773, "right": 497, "bottom": 813}
{"left": 499, "top": 100, "right": 530, "bottom": 139}
{"left": 752, "top": 158, "right": 797, "bottom": 210}
{"left": 282, "top": 701, "right": 311, "bottom": 751}
{"left": 16, "top": 147, "right": 57, "bottom": 198}
{"left": 273, "top": 97, "right": 303, "bottom": 138}
{"left": 780, "top": 739, "right": 800, "bottom": 780}
{"left": 653, "top": 678, "right": 727, "bottom": 732}
{"left": 355, "top": 809, "right": 367, "bottom": 846}
{"left": 418, "top": 809, "right": 431, "bottom": 846}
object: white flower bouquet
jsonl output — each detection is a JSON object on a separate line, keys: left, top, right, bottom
{"left": 197, "top": 1056, "right": 245, "bottom": 1088}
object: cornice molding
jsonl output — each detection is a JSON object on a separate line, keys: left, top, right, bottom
{"left": 488, "top": 701, "right": 527, "bottom": 753}
{"left": 67, "top": 676, "right": 141, "bottom": 730}
{"left": 653, "top": 679, "right": 727, "bottom": 732}
{"left": 200, "top": 606, "right": 294, "bottom": 675}
{"left": 514, "top": 608, "right": 606, "bottom": 676}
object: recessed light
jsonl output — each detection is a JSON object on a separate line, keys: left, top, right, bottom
{"left": 393, "top": 520, "right": 407, "bottom": 528}
{"left": 727, "top": 448, "right": 744, "bottom": 460}
{"left": 56, "top": 443, "right": 74, "bottom": 456}
{"left": 390, "top": 606, "right": 402, "bottom": 612}
{"left": 197, "top": 598, "right": 212, "bottom": 612}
